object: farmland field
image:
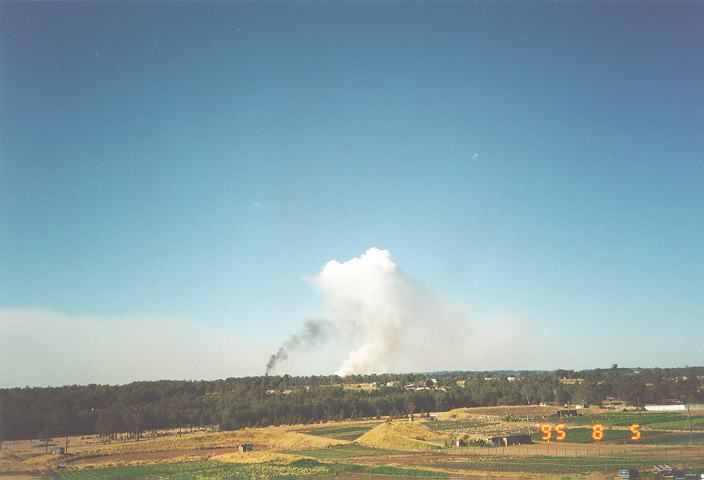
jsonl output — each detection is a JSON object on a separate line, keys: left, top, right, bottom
{"left": 562, "top": 411, "right": 704, "bottom": 430}
{"left": 286, "top": 444, "right": 401, "bottom": 459}
{"left": 303, "top": 424, "right": 374, "bottom": 441}
{"left": 423, "top": 418, "right": 499, "bottom": 434}
{"left": 531, "top": 426, "right": 634, "bottom": 443}
{"left": 3, "top": 407, "right": 704, "bottom": 479}
{"left": 55, "top": 459, "right": 445, "bottom": 479}
{"left": 428, "top": 454, "right": 704, "bottom": 475}
{"left": 637, "top": 431, "right": 704, "bottom": 445}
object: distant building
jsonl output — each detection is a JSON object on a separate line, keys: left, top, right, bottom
{"left": 488, "top": 435, "right": 532, "bottom": 447}
{"left": 454, "top": 439, "right": 466, "bottom": 447}
{"left": 617, "top": 468, "right": 640, "bottom": 479}
{"left": 603, "top": 399, "right": 626, "bottom": 409}
{"left": 559, "top": 378, "right": 585, "bottom": 385}
{"left": 557, "top": 409, "right": 578, "bottom": 418}
{"left": 238, "top": 444, "right": 253, "bottom": 453}
{"left": 643, "top": 404, "right": 704, "bottom": 412}
{"left": 51, "top": 447, "right": 65, "bottom": 455}
{"left": 650, "top": 404, "right": 683, "bottom": 412}
{"left": 342, "top": 382, "right": 378, "bottom": 391}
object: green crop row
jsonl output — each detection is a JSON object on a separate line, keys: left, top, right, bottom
{"left": 58, "top": 458, "right": 443, "bottom": 479}
{"left": 563, "top": 412, "right": 704, "bottom": 429}
{"left": 304, "top": 424, "right": 373, "bottom": 439}
{"left": 431, "top": 454, "right": 704, "bottom": 474}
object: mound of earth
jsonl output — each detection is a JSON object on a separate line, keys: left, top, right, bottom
{"left": 210, "top": 451, "right": 301, "bottom": 464}
{"left": 270, "top": 432, "right": 349, "bottom": 450}
{"left": 78, "top": 426, "right": 347, "bottom": 456}
{"left": 356, "top": 421, "right": 449, "bottom": 451}
{"left": 438, "top": 405, "right": 557, "bottom": 420}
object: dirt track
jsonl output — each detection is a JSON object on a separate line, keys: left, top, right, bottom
{"left": 66, "top": 446, "right": 243, "bottom": 466}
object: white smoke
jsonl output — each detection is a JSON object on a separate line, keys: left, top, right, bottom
{"left": 311, "top": 247, "right": 468, "bottom": 376}
{"left": 310, "top": 248, "right": 403, "bottom": 375}
{"left": 267, "top": 247, "right": 538, "bottom": 376}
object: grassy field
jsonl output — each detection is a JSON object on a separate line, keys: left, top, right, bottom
{"left": 356, "top": 421, "right": 449, "bottom": 451}
{"left": 637, "top": 431, "right": 704, "bottom": 445}
{"left": 288, "top": 444, "right": 401, "bottom": 459}
{"left": 423, "top": 419, "right": 498, "bottom": 434}
{"left": 531, "top": 427, "right": 634, "bottom": 444}
{"left": 304, "top": 425, "right": 374, "bottom": 441}
{"left": 563, "top": 412, "right": 704, "bottom": 430}
{"left": 5, "top": 408, "right": 704, "bottom": 479}
{"left": 430, "top": 454, "right": 704, "bottom": 475}
{"left": 55, "top": 459, "right": 444, "bottom": 479}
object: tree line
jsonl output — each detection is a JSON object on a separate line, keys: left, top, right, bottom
{"left": 1, "top": 367, "right": 701, "bottom": 441}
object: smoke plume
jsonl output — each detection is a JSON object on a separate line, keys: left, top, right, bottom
{"left": 266, "top": 247, "right": 534, "bottom": 376}
{"left": 312, "top": 247, "right": 418, "bottom": 375}
{"left": 265, "top": 318, "right": 330, "bottom": 375}
{"left": 267, "top": 248, "right": 476, "bottom": 376}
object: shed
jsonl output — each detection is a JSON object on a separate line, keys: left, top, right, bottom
{"left": 238, "top": 444, "right": 253, "bottom": 453}
{"left": 488, "top": 434, "right": 532, "bottom": 447}
{"left": 51, "top": 447, "right": 65, "bottom": 455}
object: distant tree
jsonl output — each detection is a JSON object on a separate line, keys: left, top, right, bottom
{"left": 555, "top": 386, "right": 571, "bottom": 406}
{"left": 96, "top": 407, "right": 124, "bottom": 442}
{"left": 403, "top": 397, "right": 416, "bottom": 415}
{"left": 2, "top": 368, "right": 702, "bottom": 441}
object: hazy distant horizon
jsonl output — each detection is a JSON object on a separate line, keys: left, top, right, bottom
{"left": 3, "top": 361, "right": 703, "bottom": 391}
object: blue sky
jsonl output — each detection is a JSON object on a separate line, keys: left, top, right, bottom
{"left": 1, "top": 2, "right": 703, "bottom": 386}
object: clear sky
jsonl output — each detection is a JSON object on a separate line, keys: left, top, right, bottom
{"left": 1, "top": 2, "right": 702, "bottom": 387}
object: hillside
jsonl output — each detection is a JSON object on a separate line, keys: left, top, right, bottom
{"left": 356, "top": 420, "right": 450, "bottom": 451}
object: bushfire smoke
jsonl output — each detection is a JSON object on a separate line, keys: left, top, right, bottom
{"left": 266, "top": 247, "right": 476, "bottom": 376}
{"left": 265, "top": 318, "right": 330, "bottom": 375}
{"left": 313, "top": 247, "right": 416, "bottom": 375}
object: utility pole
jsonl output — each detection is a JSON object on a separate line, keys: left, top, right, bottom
{"left": 686, "top": 403, "right": 693, "bottom": 446}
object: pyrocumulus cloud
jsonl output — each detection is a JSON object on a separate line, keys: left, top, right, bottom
{"left": 312, "top": 248, "right": 416, "bottom": 375}
{"left": 266, "top": 248, "right": 490, "bottom": 375}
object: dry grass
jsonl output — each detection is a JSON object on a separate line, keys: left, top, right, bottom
{"left": 19, "top": 453, "right": 59, "bottom": 466}
{"left": 0, "top": 426, "right": 347, "bottom": 474}
{"left": 210, "top": 451, "right": 301, "bottom": 464}
{"left": 438, "top": 405, "right": 558, "bottom": 420}
{"left": 356, "top": 421, "right": 450, "bottom": 451}
{"left": 67, "top": 426, "right": 347, "bottom": 456}
{"left": 69, "top": 453, "right": 206, "bottom": 470}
